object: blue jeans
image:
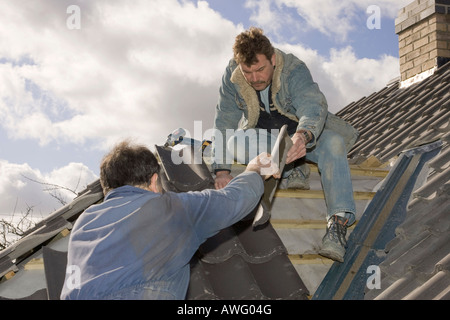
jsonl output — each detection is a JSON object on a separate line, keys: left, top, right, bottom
{"left": 227, "top": 128, "right": 356, "bottom": 225}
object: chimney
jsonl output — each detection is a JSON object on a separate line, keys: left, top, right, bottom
{"left": 395, "top": 0, "right": 450, "bottom": 87}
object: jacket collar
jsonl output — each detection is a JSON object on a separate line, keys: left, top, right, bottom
{"left": 105, "top": 185, "right": 150, "bottom": 201}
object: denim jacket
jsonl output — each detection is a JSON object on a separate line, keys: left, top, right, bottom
{"left": 212, "top": 49, "right": 359, "bottom": 171}
{"left": 60, "top": 171, "right": 264, "bottom": 300}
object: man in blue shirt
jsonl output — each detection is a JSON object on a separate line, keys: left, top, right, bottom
{"left": 60, "top": 140, "right": 279, "bottom": 300}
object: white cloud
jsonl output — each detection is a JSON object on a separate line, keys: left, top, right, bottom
{"left": 0, "top": 0, "right": 405, "bottom": 146}
{"left": 0, "top": 0, "right": 240, "bottom": 150}
{"left": 322, "top": 47, "right": 399, "bottom": 110}
{"left": 277, "top": 44, "right": 399, "bottom": 112}
{"left": 246, "top": 0, "right": 413, "bottom": 41}
{"left": 0, "top": 160, "right": 97, "bottom": 219}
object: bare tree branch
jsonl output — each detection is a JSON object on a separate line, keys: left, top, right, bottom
{"left": 20, "top": 174, "right": 78, "bottom": 196}
{"left": 1, "top": 167, "right": 86, "bottom": 249}
{"left": 0, "top": 204, "right": 42, "bottom": 250}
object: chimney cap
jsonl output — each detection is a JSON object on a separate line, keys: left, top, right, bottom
{"left": 395, "top": 0, "right": 450, "bottom": 34}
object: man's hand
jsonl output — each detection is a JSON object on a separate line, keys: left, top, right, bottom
{"left": 215, "top": 171, "right": 233, "bottom": 190}
{"left": 215, "top": 153, "right": 281, "bottom": 189}
{"left": 286, "top": 131, "right": 308, "bottom": 164}
{"left": 246, "top": 152, "right": 281, "bottom": 180}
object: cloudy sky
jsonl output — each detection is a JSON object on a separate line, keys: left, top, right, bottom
{"left": 0, "top": 0, "right": 412, "bottom": 219}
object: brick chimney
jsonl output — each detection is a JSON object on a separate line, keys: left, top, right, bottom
{"left": 395, "top": 0, "right": 450, "bottom": 87}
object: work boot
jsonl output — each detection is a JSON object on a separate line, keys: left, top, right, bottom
{"left": 319, "top": 215, "right": 349, "bottom": 263}
{"left": 278, "top": 163, "right": 310, "bottom": 190}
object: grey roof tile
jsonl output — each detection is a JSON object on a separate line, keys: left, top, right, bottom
{"left": 339, "top": 61, "right": 450, "bottom": 164}
{"left": 156, "top": 144, "right": 309, "bottom": 300}
{"left": 315, "top": 62, "right": 450, "bottom": 300}
{"left": 365, "top": 138, "right": 450, "bottom": 300}
{"left": 403, "top": 270, "right": 450, "bottom": 300}
{"left": 188, "top": 251, "right": 308, "bottom": 300}
{"left": 192, "top": 255, "right": 266, "bottom": 300}
{"left": 199, "top": 219, "right": 287, "bottom": 264}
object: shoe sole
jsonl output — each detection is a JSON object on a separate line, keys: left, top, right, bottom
{"left": 318, "top": 249, "right": 344, "bottom": 263}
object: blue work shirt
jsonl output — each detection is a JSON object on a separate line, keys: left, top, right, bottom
{"left": 60, "top": 171, "right": 263, "bottom": 300}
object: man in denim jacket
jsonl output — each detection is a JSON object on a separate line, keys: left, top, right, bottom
{"left": 212, "top": 28, "right": 359, "bottom": 262}
{"left": 60, "top": 141, "right": 279, "bottom": 300}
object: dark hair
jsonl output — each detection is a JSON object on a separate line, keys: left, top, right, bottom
{"left": 100, "top": 140, "right": 160, "bottom": 195}
{"left": 233, "top": 27, "right": 275, "bottom": 66}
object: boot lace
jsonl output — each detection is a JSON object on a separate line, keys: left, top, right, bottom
{"left": 326, "top": 216, "right": 349, "bottom": 247}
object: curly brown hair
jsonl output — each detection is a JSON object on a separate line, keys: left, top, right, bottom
{"left": 233, "top": 27, "right": 275, "bottom": 66}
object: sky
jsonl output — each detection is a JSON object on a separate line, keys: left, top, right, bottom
{"left": 0, "top": 0, "right": 413, "bottom": 220}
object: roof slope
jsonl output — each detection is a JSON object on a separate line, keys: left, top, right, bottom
{"left": 313, "top": 139, "right": 444, "bottom": 299}
{"left": 338, "top": 62, "right": 450, "bottom": 164}
{"left": 314, "top": 62, "right": 450, "bottom": 300}
{"left": 365, "top": 133, "right": 450, "bottom": 300}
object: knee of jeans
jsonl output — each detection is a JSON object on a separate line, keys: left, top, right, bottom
{"left": 321, "top": 134, "right": 347, "bottom": 157}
